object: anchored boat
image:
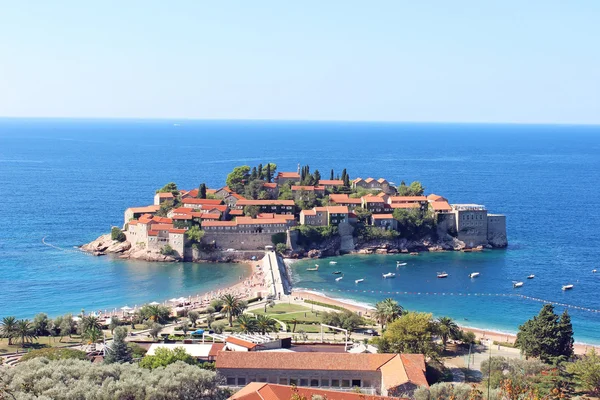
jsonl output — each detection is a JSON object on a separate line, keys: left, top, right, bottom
{"left": 382, "top": 272, "right": 396, "bottom": 279}
{"left": 355, "top": 278, "right": 364, "bottom": 284}
{"left": 329, "top": 261, "right": 337, "bottom": 265}
{"left": 469, "top": 272, "right": 480, "bottom": 278}
{"left": 513, "top": 281, "right": 524, "bottom": 288}
{"left": 437, "top": 272, "right": 448, "bottom": 278}
{"left": 332, "top": 271, "right": 342, "bottom": 275}
{"left": 527, "top": 274, "right": 535, "bottom": 279}
{"left": 562, "top": 284, "right": 574, "bottom": 291}
{"left": 397, "top": 261, "right": 407, "bottom": 266}
{"left": 335, "top": 275, "right": 343, "bottom": 282}
{"left": 307, "top": 265, "right": 319, "bottom": 271}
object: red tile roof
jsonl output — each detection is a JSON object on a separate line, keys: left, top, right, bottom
{"left": 148, "top": 230, "right": 158, "bottom": 236}
{"left": 365, "top": 178, "right": 375, "bottom": 183}
{"left": 277, "top": 172, "right": 300, "bottom": 179}
{"left": 225, "top": 336, "right": 257, "bottom": 350}
{"left": 202, "top": 220, "right": 237, "bottom": 227}
{"left": 138, "top": 214, "right": 154, "bottom": 224}
{"left": 391, "top": 203, "right": 421, "bottom": 209}
{"left": 229, "top": 209, "right": 244, "bottom": 216}
{"left": 152, "top": 216, "right": 172, "bottom": 224}
{"left": 329, "top": 194, "right": 350, "bottom": 202}
{"left": 157, "top": 192, "right": 174, "bottom": 198}
{"left": 128, "top": 205, "right": 160, "bottom": 214}
{"left": 227, "top": 193, "right": 245, "bottom": 200}
{"left": 377, "top": 178, "right": 388, "bottom": 184}
{"left": 236, "top": 217, "right": 291, "bottom": 225}
{"left": 171, "top": 207, "right": 195, "bottom": 214}
{"left": 389, "top": 196, "right": 427, "bottom": 203}
{"left": 230, "top": 383, "right": 402, "bottom": 400}
{"left": 427, "top": 194, "right": 447, "bottom": 202}
{"left": 237, "top": 200, "right": 295, "bottom": 206}
{"left": 207, "top": 189, "right": 217, "bottom": 194}
{"left": 258, "top": 213, "right": 295, "bottom": 220}
{"left": 430, "top": 201, "right": 452, "bottom": 211}
{"left": 318, "top": 179, "right": 344, "bottom": 186}
{"left": 301, "top": 209, "right": 316, "bottom": 216}
{"left": 326, "top": 206, "right": 349, "bottom": 214}
{"left": 208, "top": 343, "right": 225, "bottom": 358}
{"left": 199, "top": 213, "right": 221, "bottom": 220}
{"left": 152, "top": 223, "right": 174, "bottom": 231}
{"left": 172, "top": 214, "right": 193, "bottom": 220}
{"left": 262, "top": 182, "right": 277, "bottom": 189}
{"left": 363, "top": 196, "right": 385, "bottom": 203}
{"left": 128, "top": 220, "right": 138, "bottom": 226}
{"left": 182, "top": 198, "right": 223, "bottom": 205}
{"left": 372, "top": 213, "right": 395, "bottom": 219}
{"left": 291, "top": 185, "right": 315, "bottom": 191}
{"left": 168, "top": 228, "right": 187, "bottom": 234}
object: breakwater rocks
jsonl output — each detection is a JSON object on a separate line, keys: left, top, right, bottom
{"left": 80, "top": 235, "right": 179, "bottom": 262}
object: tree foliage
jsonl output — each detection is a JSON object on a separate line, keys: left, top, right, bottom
{"left": 139, "top": 347, "right": 197, "bottom": 370}
{"left": 226, "top": 166, "right": 250, "bottom": 193}
{"left": 197, "top": 183, "right": 207, "bottom": 199}
{"left": 243, "top": 205, "right": 260, "bottom": 218}
{"left": 20, "top": 347, "right": 89, "bottom": 362}
{"left": 436, "top": 316, "right": 461, "bottom": 349}
{"left": 321, "top": 310, "right": 364, "bottom": 332}
{"left": 372, "top": 298, "right": 404, "bottom": 329}
{"left": 374, "top": 312, "right": 441, "bottom": 358}
{"left": 0, "top": 358, "right": 229, "bottom": 400}
{"left": 221, "top": 294, "right": 243, "bottom": 327}
{"left": 294, "top": 225, "right": 338, "bottom": 246}
{"left": 156, "top": 182, "right": 179, "bottom": 195}
{"left": 515, "top": 305, "right": 574, "bottom": 363}
{"left": 567, "top": 349, "right": 600, "bottom": 395}
{"left": 104, "top": 326, "right": 132, "bottom": 364}
{"left": 138, "top": 304, "right": 171, "bottom": 324}
{"left": 397, "top": 180, "right": 425, "bottom": 196}
{"left": 392, "top": 208, "right": 436, "bottom": 239}
{"left": 186, "top": 226, "right": 205, "bottom": 243}
{"left": 1, "top": 316, "right": 17, "bottom": 345}
{"left": 111, "top": 226, "right": 126, "bottom": 242}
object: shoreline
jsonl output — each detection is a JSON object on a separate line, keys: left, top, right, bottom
{"left": 291, "top": 288, "right": 600, "bottom": 354}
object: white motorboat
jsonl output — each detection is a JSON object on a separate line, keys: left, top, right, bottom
{"left": 355, "top": 278, "right": 364, "bottom": 284}
{"left": 562, "top": 284, "right": 574, "bottom": 291}
{"left": 335, "top": 276, "right": 343, "bottom": 282}
{"left": 382, "top": 272, "right": 396, "bottom": 279}
{"left": 593, "top": 269, "right": 597, "bottom": 273}
{"left": 469, "top": 272, "right": 480, "bottom": 278}
{"left": 513, "top": 281, "right": 524, "bottom": 288}
{"left": 306, "top": 265, "right": 319, "bottom": 271}
{"left": 397, "top": 262, "right": 407, "bottom": 266}
{"left": 437, "top": 272, "right": 448, "bottom": 278}
{"left": 329, "top": 261, "right": 337, "bottom": 265}
{"left": 527, "top": 275, "right": 535, "bottom": 279}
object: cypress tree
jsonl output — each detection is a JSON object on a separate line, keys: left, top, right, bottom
{"left": 199, "top": 183, "right": 207, "bottom": 199}
{"left": 344, "top": 173, "right": 350, "bottom": 187}
{"left": 250, "top": 167, "right": 258, "bottom": 180}
{"left": 341, "top": 168, "right": 347, "bottom": 183}
{"left": 266, "top": 164, "right": 271, "bottom": 183}
{"left": 558, "top": 309, "right": 574, "bottom": 359}
{"left": 515, "top": 304, "right": 565, "bottom": 363}
{"left": 330, "top": 169, "right": 334, "bottom": 180}
{"left": 314, "top": 169, "right": 321, "bottom": 183}
{"left": 257, "top": 163, "right": 263, "bottom": 179}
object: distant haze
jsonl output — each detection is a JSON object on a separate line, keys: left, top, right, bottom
{"left": 1, "top": 1, "right": 599, "bottom": 124}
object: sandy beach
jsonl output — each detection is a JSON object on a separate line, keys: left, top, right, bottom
{"left": 291, "top": 289, "right": 599, "bottom": 355}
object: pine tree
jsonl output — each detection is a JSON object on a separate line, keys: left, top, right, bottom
{"left": 104, "top": 326, "right": 132, "bottom": 364}
{"left": 330, "top": 169, "right": 334, "bottom": 180}
{"left": 266, "top": 164, "right": 272, "bottom": 183}
{"left": 314, "top": 169, "right": 321, "bottom": 183}
{"left": 250, "top": 167, "right": 258, "bottom": 180}
{"left": 257, "top": 163, "right": 263, "bottom": 180}
{"left": 515, "top": 304, "right": 566, "bottom": 363}
{"left": 558, "top": 309, "right": 574, "bottom": 359}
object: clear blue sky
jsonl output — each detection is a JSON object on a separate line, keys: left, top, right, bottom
{"left": 1, "top": 1, "right": 599, "bottom": 124}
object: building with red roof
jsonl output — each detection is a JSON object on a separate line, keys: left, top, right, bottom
{"left": 230, "top": 383, "right": 404, "bottom": 400}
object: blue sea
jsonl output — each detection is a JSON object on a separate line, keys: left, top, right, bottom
{"left": 1, "top": 119, "right": 599, "bottom": 343}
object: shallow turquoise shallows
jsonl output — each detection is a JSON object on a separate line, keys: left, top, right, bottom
{"left": 0, "top": 119, "right": 599, "bottom": 344}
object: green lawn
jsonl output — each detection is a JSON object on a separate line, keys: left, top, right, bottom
{"left": 253, "top": 303, "right": 324, "bottom": 324}
{"left": 0, "top": 336, "right": 82, "bottom": 353}
{"left": 253, "top": 303, "right": 311, "bottom": 314}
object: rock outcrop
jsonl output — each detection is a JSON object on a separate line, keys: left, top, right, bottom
{"left": 80, "top": 235, "right": 178, "bottom": 262}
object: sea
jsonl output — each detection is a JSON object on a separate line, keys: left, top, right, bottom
{"left": 1, "top": 119, "right": 599, "bottom": 344}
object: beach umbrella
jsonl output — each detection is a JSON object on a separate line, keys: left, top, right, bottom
{"left": 121, "top": 306, "right": 133, "bottom": 311}
{"left": 168, "top": 298, "right": 179, "bottom": 303}
{"left": 177, "top": 297, "right": 187, "bottom": 303}
{"left": 149, "top": 301, "right": 160, "bottom": 306}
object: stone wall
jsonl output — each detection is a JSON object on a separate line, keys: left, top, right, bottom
{"left": 487, "top": 214, "right": 508, "bottom": 247}
{"left": 202, "top": 231, "right": 275, "bottom": 251}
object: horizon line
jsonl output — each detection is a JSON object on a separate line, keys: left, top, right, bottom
{"left": 0, "top": 116, "right": 599, "bottom": 128}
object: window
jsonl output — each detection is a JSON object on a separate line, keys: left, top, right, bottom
{"left": 258, "top": 377, "right": 267, "bottom": 382}
{"left": 320, "top": 379, "right": 329, "bottom": 387}
{"left": 300, "top": 379, "right": 309, "bottom": 387}
{"left": 352, "top": 379, "right": 361, "bottom": 387}
{"left": 363, "top": 380, "right": 371, "bottom": 388}
{"left": 279, "top": 378, "right": 288, "bottom": 385}
{"left": 331, "top": 379, "right": 340, "bottom": 387}
{"left": 341, "top": 380, "right": 350, "bottom": 388}
{"left": 290, "top": 378, "right": 298, "bottom": 386}
{"left": 226, "top": 377, "right": 236, "bottom": 385}
{"left": 237, "top": 377, "right": 246, "bottom": 386}
{"left": 310, "top": 379, "right": 319, "bottom": 387}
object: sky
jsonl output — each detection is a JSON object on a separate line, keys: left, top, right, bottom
{"left": 1, "top": 1, "right": 599, "bottom": 124}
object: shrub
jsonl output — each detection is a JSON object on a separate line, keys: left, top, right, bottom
{"left": 212, "top": 322, "right": 226, "bottom": 334}
{"left": 111, "top": 227, "right": 126, "bottom": 242}
{"left": 160, "top": 244, "right": 176, "bottom": 256}
{"left": 271, "top": 232, "right": 287, "bottom": 245}
{"left": 275, "top": 243, "right": 288, "bottom": 254}
{"left": 20, "top": 348, "right": 88, "bottom": 362}
{"left": 304, "top": 299, "right": 345, "bottom": 312}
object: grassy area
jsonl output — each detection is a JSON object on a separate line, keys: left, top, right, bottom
{"left": 253, "top": 303, "right": 323, "bottom": 324}
{"left": 0, "top": 336, "right": 82, "bottom": 353}
{"left": 253, "top": 303, "right": 311, "bottom": 314}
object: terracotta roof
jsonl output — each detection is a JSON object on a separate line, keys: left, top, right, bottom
{"left": 329, "top": 194, "right": 350, "bottom": 202}
{"left": 227, "top": 193, "right": 245, "bottom": 200}
{"left": 363, "top": 196, "right": 385, "bottom": 203}
{"left": 340, "top": 198, "right": 363, "bottom": 204}
{"left": 377, "top": 178, "right": 388, "bottom": 184}
{"left": 301, "top": 209, "right": 316, "bottom": 216}
{"left": 372, "top": 213, "right": 395, "bottom": 219}
{"left": 230, "top": 383, "right": 402, "bottom": 400}
{"left": 128, "top": 220, "right": 138, "bottom": 226}
{"left": 377, "top": 192, "right": 388, "bottom": 197}
{"left": 199, "top": 213, "right": 222, "bottom": 220}
{"left": 208, "top": 343, "right": 225, "bottom": 358}
{"left": 277, "top": 172, "right": 300, "bottom": 179}
{"left": 152, "top": 216, "right": 172, "bottom": 223}
{"left": 152, "top": 223, "right": 174, "bottom": 231}
{"left": 236, "top": 217, "right": 290, "bottom": 225}
{"left": 391, "top": 203, "right": 421, "bottom": 209}
{"left": 218, "top": 186, "right": 233, "bottom": 193}
{"left": 427, "top": 194, "right": 447, "bottom": 202}
{"left": 389, "top": 196, "right": 427, "bottom": 203}
{"left": 237, "top": 199, "right": 295, "bottom": 206}
{"left": 148, "top": 230, "right": 158, "bottom": 236}
{"left": 326, "top": 206, "right": 349, "bottom": 214}
{"left": 398, "top": 354, "right": 429, "bottom": 388}
{"left": 365, "top": 178, "right": 375, "bottom": 183}
{"left": 128, "top": 205, "right": 160, "bottom": 214}
{"left": 229, "top": 209, "right": 244, "bottom": 216}
{"left": 262, "top": 182, "right": 277, "bottom": 189}
{"left": 207, "top": 189, "right": 217, "bottom": 194}
{"left": 318, "top": 179, "right": 344, "bottom": 186}
{"left": 291, "top": 185, "right": 315, "bottom": 191}
{"left": 172, "top": 214, "right": 193, "bottom": 220}
{"left": 169, "top": 228, "right": 187, "bottom": 234}
{"left": 157, "top": 192, "right": 174, "bottom": 198}
{"left": 258, "top": 213, "right": 295, "bottom": 220}
{"left": 430, "top": 201, "right": 452, "bottom": 211}
{"left": 171, "top": 207, "right": 194, "bottom": 214}
{"left": 182, "top": 198, "right": 223, "bottom": 205}
{"left": 352, "top": 178, "right": 363, "bottom": 183}
{"left": 202, "top": 220, "right": 237, "bottom": 227}
{"left": 314, "top": 206, "right": 328, "bottom": 211}
{"left": 203, "top": 205, "right": 228, "bottom": 212}
{"left": 138, "top": 214, "right": 153, "bottom": 224}
{"left": 226, "top": 336, "right": 257, "bottom": 350}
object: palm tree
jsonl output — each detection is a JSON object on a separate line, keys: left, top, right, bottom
{"left": 80, "top": 315, "right": 103, "bottom": 344}
{"left": 142, "top": 305, "right": 168, "bottom": 323}
{"left": 236, "top": 315, "right": 257, "bottom": 333}
{"left": 221, "top": 294, "right": 242, "bottom": 327}
{"left": 15, "top": 319, "right": 37, "bottom": 346}
{"left": 373, "top": 298, "right": 403, "bottom": 330}
{"left": 1, "top": 316, "right": 18, "bottom": 345}
{"left": 437, "top": 316, "right": 461, "bottom": 349}
{"left": 255, "top": 314, "right": 278, "bottom": 335}
{"left": 289, "top": 317, "right": 299, "bottom": 333}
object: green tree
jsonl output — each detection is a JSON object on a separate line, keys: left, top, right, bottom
{"left": 188, "top": 311, "right": 199, "bottom": 328}
{"left": 567, "top": 349, "right": 600, "bottom": 395}
{"left": 0, "top": 316, "right": 17, "bottom": 345}
{"left": 296, "top": 190, "right": 318, "bottom": 209}
{"left": 139, "top": 304, "right": 170, "bottom": 324}
{"left": 255, "top": 314, "right": 278, "bottom": 334}
{"left": 59, "top": 314, "right": 77, "bottom": 341}
{"left": 186, "top": 226, "right": 205, "bottom": 243}
{"left": 330, "top": 169, "right": 334, "bottom": 180}
{"left": 139, "top": 347, "right": 198, "bottom": 369}
{"left": 16, "top": 319, "right": 37, "bottom": 346}
{"left": 244, "top": 179, "right": 264, "bottom": 200}
{"left": 353, "top": 207, "right": 372, "bottom": 224}
{"left": 20, "top": 348, "right": 88, "bottom": 362}
{"left": 392, "top": 208, "right": 435, "bottom": 238}
{"left": 197, "top": 183, "right": 207, "bottom": 199}
{"left": 375, "top": 312, "right": 440, "bottom": 358}
{"left": 210, "top": 299, "right": 224, "bottom": 313}
{"left": 226, "top": 165, "right": 250, "bottom": 193}
{"left": 244, "top": 205, "right": 260, "bottom": 218}
{"left": 221, "top": 294, "right": 242, "bottom": 327}
{"left": 515, "top": 304, "right": 571, "bottom": 363}
{"left": 313, "top": 169, "right": 321, "bottom": 182}
{"left": 236, "top": 314, "right": 257, "bottom": 333}
{"left": 321, "top": 310, "right": 364, "bottom": 332}
{"left": 408, "top": 181, "right": 425, "bottom": 196}
{"left": 109, "top": 316, "right": 121, "bottom": 334}
{"left": 149, "top": 323, "right": 163, "bottom": 341}
{"left": 80, "top": 315, "right": 102, "bottom": 344}
{"left": 436, "top": 316, "right": 461, "bottom": 350}
{"left": 32, "top": 313, "right": 50, "bottom": 336}
{"left": 250, "top": 166, "right": 258, "bottom": 180}
{"left": 271, "top": 232, "right": 287, "bottom": 245}
{"left": 372, "top": 298, "right": 403, "bottom": 330}
{"left": 160, "top": 244, "right": 176, "bottom": 255}
{"left": 558, "top": 309, "right": 574, "bottom": 360}
{"left": 104, "top": 326, "right": 132, "bottom": 364}
{"left": 275, "top": 243, "right": 288, "bottom": 254}
{"left": 111, "top": 226, "right": 126, "bottom": 242}
{"left": 257, "top": 163, "right": 263, "bottom": 179}
{"left": 156, "top": 182, "right": 179, "bottom": 195}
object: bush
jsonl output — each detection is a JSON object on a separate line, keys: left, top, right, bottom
{"left": 20, "top": 348, "right": 89, "bottom": 362}
{"left": 212, "top": 322, "right": 226, "bottom": 334}
{"left": 111, "top": 227, "right": 126, "bottom": 242}
{"left": 160, "top": 244, "right": 176, "bottom": 256}
{"left": 275, "top": 243, "right": 288, "bottom": 254}
{"left": 357, "top": 226, "right": 399, "bottom": 241}
{"left": 271, "top": 232, "right": 287, "bottom": 245}
{"left": 294, "top": 225, "right": 338, "bottom": 246}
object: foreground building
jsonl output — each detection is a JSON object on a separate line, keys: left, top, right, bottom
{"left": 230, "top": 383, "right": 402, "bottom": 400}
{"left": 216, "top": 352, "right": 428, "bottom": 397}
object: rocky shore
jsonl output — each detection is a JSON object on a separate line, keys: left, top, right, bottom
{"left": 80, "top": 234, "right": 179, "bottom": 262}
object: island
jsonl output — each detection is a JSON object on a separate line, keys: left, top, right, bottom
{"left": 81, "top": 163, "right": 507, "bottom": 262}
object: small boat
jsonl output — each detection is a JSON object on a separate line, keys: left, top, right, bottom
{"left": 513, "top": 281, "right": 524, "bottom": 288}
{"left": 527, "top": 274, "right": 535, "bottom": 279}
{"left": 329, "top": 261, "right": 337, "bottom": 265}
{"left": 469, "top": 272, "right": 480, "bottom": 278}
{"left": 409, "top": 252, "right": 419, "bottom": 256}
{"left": 335, "top": 276, "right": 343, "bottom": 282}
{"left": 332, "top": 271, "right": 342, "bottom": 275}
{"left": 306, "top": 265, "right": 319, "bottom": 271}
{"left": 593, "top": 269, "right": 597, "bottom": 273}
{"left": 562, "top": 284, "right": 574, "bottom": 291}
{"left": 437, "top": 272, "right": 448, "bottom": 278}
{"left": 382, "top": 272, "right": 396, "bottom": 279}
{"left": 397, "top": 262, "right": 407, "bottom": 266}
{"left": 355, "top": 278, "right": 364, "bottom": 284}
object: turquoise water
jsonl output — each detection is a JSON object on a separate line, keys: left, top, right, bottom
{"left": 1, "top": 119, "right": 599, "bottom": 344}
